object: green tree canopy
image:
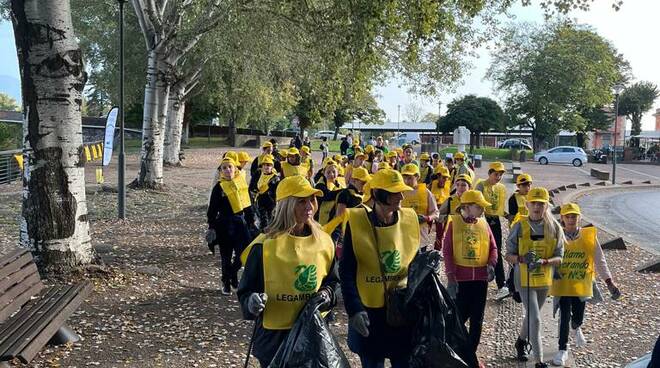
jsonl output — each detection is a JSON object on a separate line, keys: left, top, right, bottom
{"left": 618, "top": 81, "right": 659, "bottom": 147}
{"left": 0, "top": 92, "right": 20, "bottom": 111}
{"left": 438, "top": 95, "right": 506, "bottom": 149}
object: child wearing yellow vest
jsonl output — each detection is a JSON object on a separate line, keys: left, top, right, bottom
{"left": 430, "top": 166, "right": 452, "bottom": 251}
{"left": 401, "top": 163, "right": 439, "bottom": 250}
{"left": 300, "top": 145, "right": 314, "bottom": 179}
{"left": 436, "top": 174, "right": 472, "bottom": 251}
{"left": 550, "top": 203, "right": 620, "bottom": 366}
{"left": 207, "top": 156, "right": 256, "bottom": 295}
{"left": 280, "top": 147, "right": 306, "bottom": 178}
{"left": 505, "top": 187, "right": 565, "bottom": 367}
{"left": 508, "top": 173, "right": 533, "bottom": 227}
{"left": 314, "top": 161, "right": 344, "bottom": 226}
{"left": 238, "top": 176, "right": 338, "bottom": 367}
{"left": 442, "top": 190, "right": 498, "bottom": 364}
{"left": 475, "top": 161, "right": 509, "bottom": 299}
{"left": 248, "top": 155, "right": 280, "bottom": 230}
{"left": 418, "top": 153, "right": 433, "bottom": 185}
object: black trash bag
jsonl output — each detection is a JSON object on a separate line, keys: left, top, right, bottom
{"left": 406, "top": 251, "right": 479, "bottom": 368}
{"left": 268, "top": 297, "right": 350, "bottom": 368}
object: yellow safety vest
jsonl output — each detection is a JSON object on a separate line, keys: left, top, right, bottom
{"left": 219, "top": 177, "right": 251, "bottom": 214}
{"left": 449, "top": 194, "right": 462, "bottom": 215}
{"left": 300, "top": 157, "right": 313, "bottom": 176}
{"left": 257, "top": 173, "right": 277, "bottom": 194}
{"left": 431, "top": 179, "right": 450, "bottom": 205}
{"left": 550, "top": 227, "right": 597, "bottom": 297}
{"left": 481, "top": 182, "right": 507, "bottom": 217}
{"left": 450, "top": 214, "right": 490, "bottom": 267}
{"left": 347, "top": 207, "right": 419, "bottom": 308}
{"left": 419, "top": 166, "right": 432, "bottom": 183}
{"left": 510, "top": 192, "right": 529, "bottom": 227}
{"left": 518, "top": 218, "right": 556, "bottom": 288}
{"left": 336, "top": 176, "right": 346, "bottom": 188}
{"left": 402, "top": 183, "right": 429, "bottom": 216}
{"left": 257, "top": 232, "right": 334, "bottom": 330}
{"left": 281, "top": 162, "right": 306, "bottom": 177}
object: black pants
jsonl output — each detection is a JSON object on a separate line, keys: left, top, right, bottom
{"left": 215, "top": 215, "right": 252, "bottom": 286}
{"left": 359, "top": 355, "right": 409, "bottom": 368}
{"left": 455, "top": 280, "right": 488, "bottom": 353}
{"left": 486, "top": 216, "right": 505, "bottom": 288}
{"left": 558, "top": 296, "right": 586, "bottom": 350}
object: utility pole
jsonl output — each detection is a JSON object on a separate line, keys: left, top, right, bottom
{"left": 612, "top": 83, "right": 625, "bottom": 184}
{"left": 397, "top": 104, "right": 401, "bottom": 143}
{"left": 117, "top": 0, "right": 126, "bottom": 219}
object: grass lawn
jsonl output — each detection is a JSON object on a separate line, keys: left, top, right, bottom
{"left": 123, "top": 137, "right": 229, "bottom": 154}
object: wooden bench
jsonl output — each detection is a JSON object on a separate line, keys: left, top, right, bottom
{"left": 590, "top": 168, "right": 610, "bottom": 181}
{"left": 0, "top": 249, "right": 92, "bottom": 366}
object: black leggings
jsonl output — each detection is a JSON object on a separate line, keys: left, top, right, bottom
{"left": 558, "top": 296, "right": 586, "bottom": 350}
{"left": 486, "top": 216, "right": 505, "bottom": 288}
{"left": 455, "top": 280, "right": 488, "bottom": 353}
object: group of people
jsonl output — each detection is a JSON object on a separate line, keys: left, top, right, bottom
{"left": 205, "top": 137, "right": 621, "bottom": 368}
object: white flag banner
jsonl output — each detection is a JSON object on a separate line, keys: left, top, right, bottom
{"left": 103, "top": 107, "right": 118, "bottom": 166}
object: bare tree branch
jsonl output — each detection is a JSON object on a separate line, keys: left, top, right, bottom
{"left": 132, "top": 0, "right": 157, "bottom": 49}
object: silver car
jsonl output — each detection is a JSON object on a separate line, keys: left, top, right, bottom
{"left": 534, "top": 146, "right": 588, "bottom": 167}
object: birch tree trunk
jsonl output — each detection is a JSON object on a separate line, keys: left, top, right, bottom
{"left": 11, "top": 0, "right": 93, "bottom": 274}
{"left": 163, "top": 83, "right": 185, "bottom": 166}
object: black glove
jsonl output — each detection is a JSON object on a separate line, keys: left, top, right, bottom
{"left": 247, "top": 293, "right": 267, "bottom": 315}
{"left": 312, "top": 288, "right": 333, "bottom": 310}
{"left": 205, "top": 229, "right": 216, "bottom": 243}
{"left": 487, "top": 265, "right": 495, "bottom": 282}
{"left": 522, "top": 251, "right": 536, "bottom": 265}
{"left": 427, "top": 250, "right": 442, "bottom": 273}
{"left": 607, "top": 280, "right": 621, "bottom": 300}
{"left": 349, "top": 311, "right": 370, "bottom": 337}
{"left": 447, "top": 281, "right": 458, "bottom": 300}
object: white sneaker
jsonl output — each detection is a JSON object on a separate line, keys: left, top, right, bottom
{"left": 552, "top": 350, "right": 568, "bottom": 366}
{"left": 495, "top": 286, "right": 510, "bottom": 300}
{"left": 574, "top": 327, "right": 587, "bottom": 348}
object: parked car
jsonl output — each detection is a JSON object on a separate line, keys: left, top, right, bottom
{"left": 534, "top": 146, "right": 588, "bottom": 167}
{"left": 313, "top": 130, "right": 344, "bottom": 140}
{"left": 498, "top": 138, "right": 533, "bottom": 150}
{"left": 390, "top": 132, "right": 421, "bottom": 146}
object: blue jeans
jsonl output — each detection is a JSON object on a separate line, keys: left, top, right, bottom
{"left": 359, "top": 355, "right": 409, "bottom": 368}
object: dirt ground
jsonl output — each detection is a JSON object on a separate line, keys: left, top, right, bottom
{"left": 0, "top": 148, "right": 658, "bottom": 367}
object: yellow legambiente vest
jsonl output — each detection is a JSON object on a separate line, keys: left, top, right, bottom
{"left": 347, "top": 207, "right": 419, "bottom": 308}
{"left": 550, "top": 227, "right": 597, "bottom": 297}
{"left": 219, "top": 177, "right": 251, "bottom": 214}
{"left": 419, "top": 166, "right": 432, "bottom": 183}
{"left": 257, "top": 173, "right": 277, "bottom": 194}
{"left": 431, "top": 179, "right": 450, "bottom": 205}
{"left": 450, "top": 214, "right": 490, "bottom": 267}
{"left": 510, "top": 192, "right": 529, "bottom": 227}
{"left": 262, "top": 232, "right": 334, "bottom": 330}
{"left": 281, "top": 162, "right": 306, "bottom": 177}
{"left": 300, "top": 157, "right": 313, "bottom": 176}
{"left": 402, "top": 183, "right": 429, "bottom": 216}
{"left": 518, "top": 218, "right": 556, "bottom": 288}
{"left": 481, "top": 182, "right": 507, "bottom": 217}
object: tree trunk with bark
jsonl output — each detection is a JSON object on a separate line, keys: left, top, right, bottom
{"left": 163, "top": 84, "right": 185, "bottom": 166}
{"left": 11, "top": 0, "right": 93, "bottom": 274}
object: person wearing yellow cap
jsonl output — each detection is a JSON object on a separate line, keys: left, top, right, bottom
{"left": 385, "top": 150, "right": 398, "bottom": 168}
{"left": 207, "top": 156, "right": 257, "bottom": 295}
{"left": 314, "top": 160, "right": 344, "bottom": 226}
{"left": 251, "top": 141, "right": 280, "bottom": 178}
{"left": 418, "top": 153, "right": 433, "bottom": 185}
{"left": 508, "top": 173, "right": 533, "bottom": 228}
{"left": 504, "top": 187, "right": 565, "bottom": 365}
{"left": 441, "top": 190, "right": 498, "bottom": 366}
{"left": 339, "top": 168, "right": 424, "bottom": 366}
{"left": 475, "top": 161, "right": 509, "bottom": 300}
{"left": 453, "top": 151, "right": 475, "bottom": 181}
{"left": 374, "top": 135, "right": 389, "bottom": 154}
{"left": 236, "top": 151, "right": 252, "bottom": 180}
{"left": 248, "top": 154, "right": 281, "bottom": 229}
{"left": 401, "top": 163, "right": 439, "bottom": 249}
{"left": 431, "top": 152, "right": 441, "bottom": 170}
{"left": 437, "top": 174, "right": 473, "bottom": 240}
{"left": 238, "top": 175, "right": 339, "bottom": 367}
{"left": 396, "top": 144, "right": 418, "bottom": 171}
{"left": 548, "top": 203, "right": 620, "bottom": 366}
{"left": 430, "top": 165, "right": 452, "bottom": 250}
{"left": 300, "top": 145, "right": 314, "bottom": 179}
{"left": 280, "top": 147, "right": 306, "bottom": 178}
{"left": 345, "top": 148, "right": 366, "bottom": 183}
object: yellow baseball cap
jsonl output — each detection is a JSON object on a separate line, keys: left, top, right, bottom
{"left": 276, "top": 175, "right": 323, "bottom": 201}
{"left": 401, "top": 163, "right": 420, "bottom": 176}
{"left": 460, "top": 190, "right": 491, "bottom": 208}
{"left": 527, "top": 187, "right": 550, "bottom": 203}
{"left": 419, "top": 153, "right": 430, "bottom": 161}
{"left": 370, "top": 169, "right": 413, "bottom": 193}
{"left": 386, "top": 151, "right": 398, "bottom": 158}
{"left": 362, "top": 182, "right": 372, "bottom": 203}
{"left": 238, "top": 151, "right": 252, "bottom": 163}
{"left": 377, "top": 162, "right": 391, "bottom": 170}
{"left": 454, "top": 152, "right": 465, "bottom": 160}
{"left": 365, "top": 144, "right": 375, "bottom": 154}
{"left": 323, "top": 159, "right": 337, "bottom": 168}
{"left": 260, "top": 155, "right": 275, "bottom": 166}
{"left": 489, "top": 161, "right": 506, "bottom": 172}
{"left": 353, "top": 145, "right": 363, "bottom": 153}
{"left": 351, "top": 167, "right": 372, "bottom": 182}
{"left": 333, "top": 154, "right": 343, "bottom": 162}
{"left": 516, "top": 173, "right": 533, "bottom": 185}
{"left": 435, "top": 166, "right": 450, "bottom": 177}
{"left": 220, "top": 157, "right": 237, "bottom": 167}
{"left": 278, "top": 149, "right": 288, "bottom": 158}
{"left": 560, "top": 203, "right": 581, "bottom": 216}
{"left": 261, "top": 141, "right": 273, "bottom": 149}
{"left": 455, "top": 174, "right": 472, "bottom": 186}
{"left": 301, "top": 146, "right": 310, "bottom": 154}
{"left": 288, "top": 147, "right": 300, "bottom": 156}
{"left": 395, "top": 148, "right": 403, "bottom": 154}
{"left": 224, "top": 151, "right": 239, "bottom": 164}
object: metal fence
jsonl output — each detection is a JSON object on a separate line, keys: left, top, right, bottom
{"left": 0, "top": 149, "right": 22, "bottom": 185}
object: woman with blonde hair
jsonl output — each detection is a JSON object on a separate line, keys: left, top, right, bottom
{"left": 238, "top": 175, "right": 339, "bottom": 367}
{"left": 505, "top": 187, "right": 565, "bottom": 367}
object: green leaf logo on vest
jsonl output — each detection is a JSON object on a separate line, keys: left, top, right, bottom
{"left": 381, "top": 250, "right": 401, "bottom": 274}
{"left": 294, "top": 265, "right": 318, "bottom": 292}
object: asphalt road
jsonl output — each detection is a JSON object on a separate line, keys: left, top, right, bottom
{"left": 578, "top": 188, "right": 660, "bottom": 254}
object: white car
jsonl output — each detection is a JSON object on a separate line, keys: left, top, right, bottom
{"left": 313, "top": 130, "right": 344, "bottom": 140}
{"left": 390, "top": 132, "right": 421, "bottom": 146}
{"left": 534, "top": 146, "right": 588, "bottom": 167}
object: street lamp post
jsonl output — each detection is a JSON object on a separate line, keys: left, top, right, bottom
{"left": 436, "top": 101, "right": 442, "bottom": 152}
{"left": 397, "top": 104, "right": 401, "bottom": 141}
{"left": 612, "top": 84, "right": 625, "bottom": 185}
{"left": 117, "top": 0, "right": 126, "bottom": 219}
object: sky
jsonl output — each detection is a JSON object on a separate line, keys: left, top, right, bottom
{"left": 1, "top": 1, "right": 659, "bottom": 130}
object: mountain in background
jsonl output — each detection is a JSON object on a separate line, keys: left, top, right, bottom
{"left": 0, "top": 75, "right": 21, "bottom": 102}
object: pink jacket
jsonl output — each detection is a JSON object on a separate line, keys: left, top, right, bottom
{"left": 442, "top": 217, "right": 498, "bottom": 282}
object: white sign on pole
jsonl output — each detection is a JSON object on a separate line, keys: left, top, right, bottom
{"left": 103, "top": 107, "right": 118, "bottom": 166}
